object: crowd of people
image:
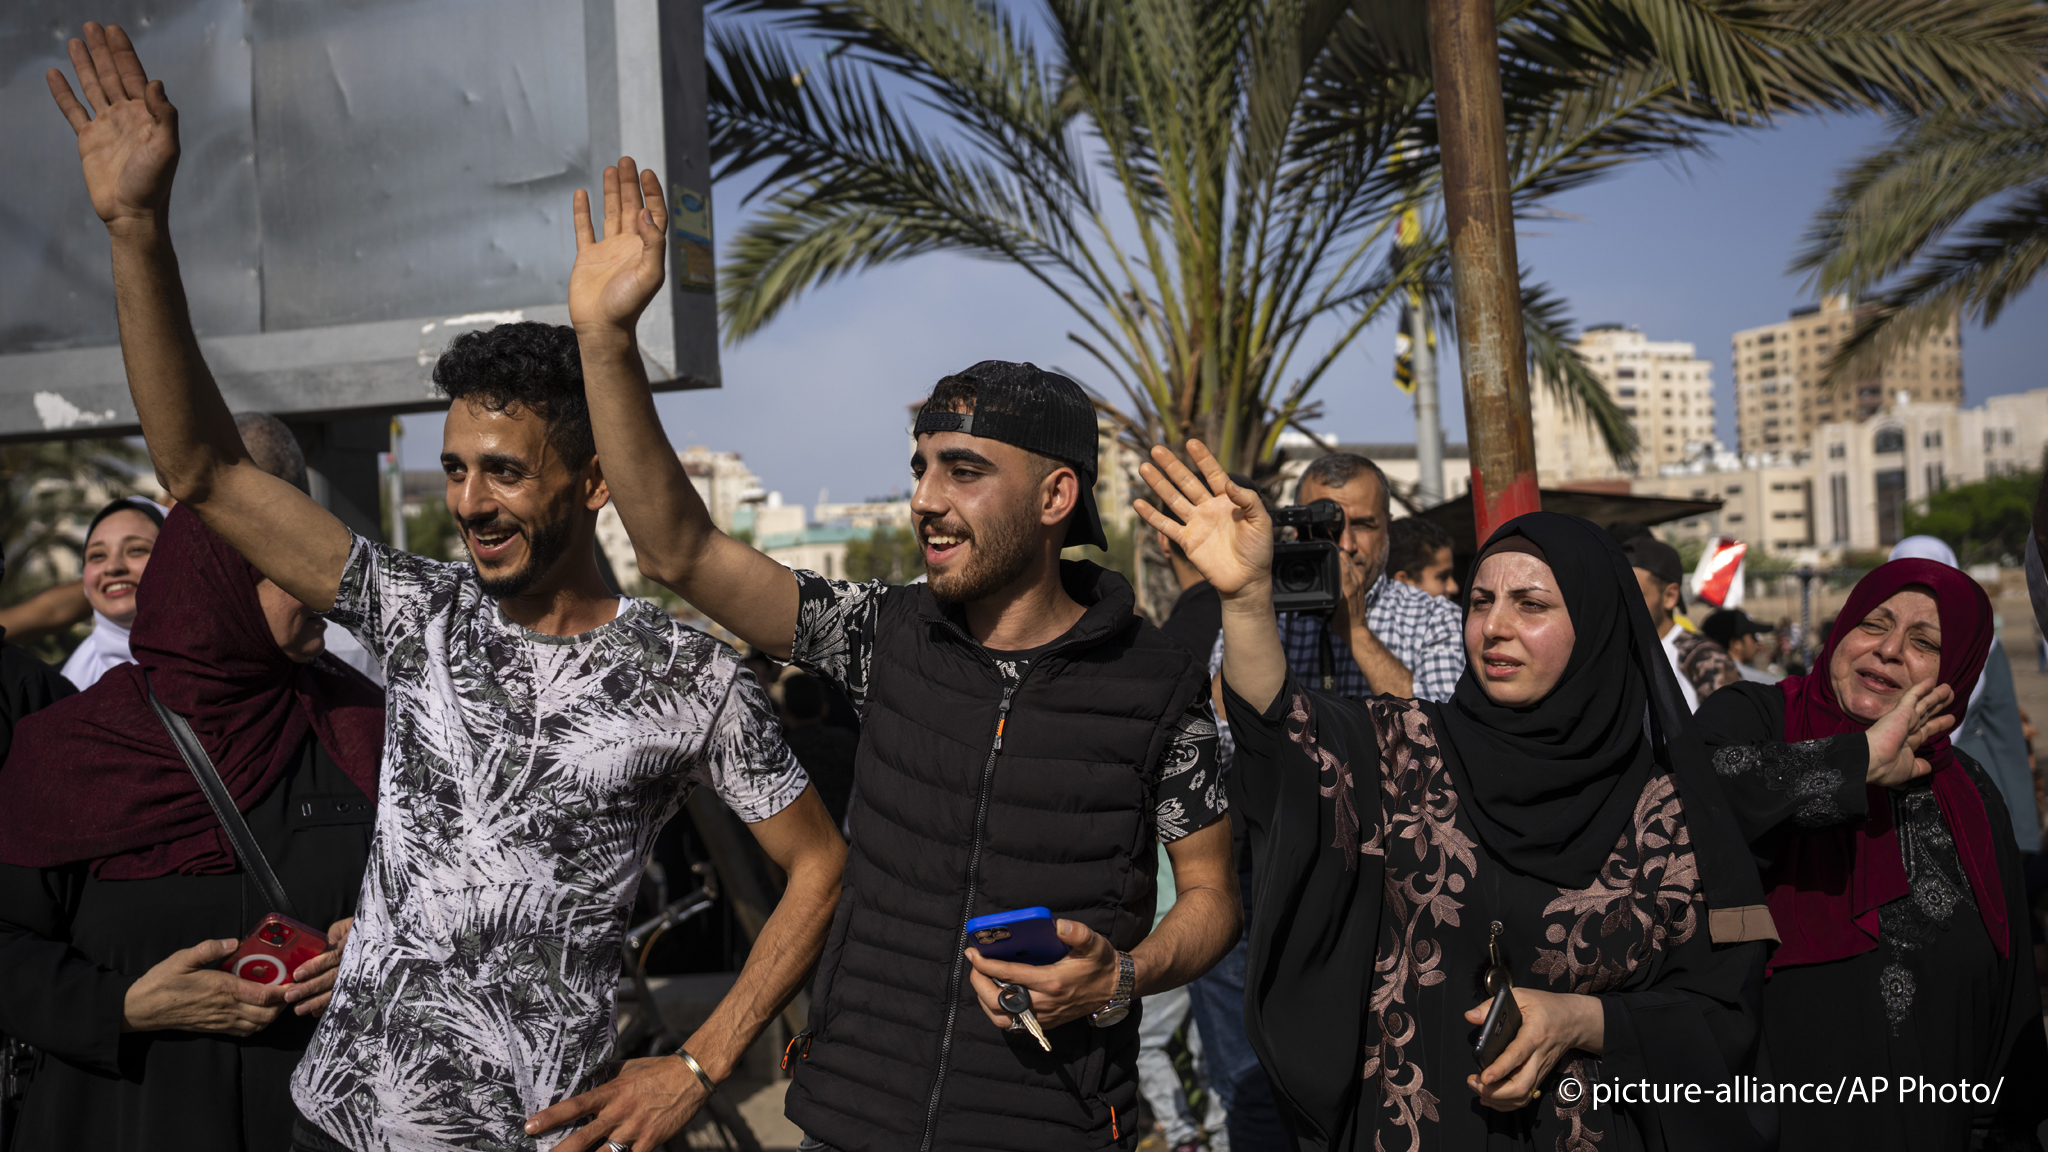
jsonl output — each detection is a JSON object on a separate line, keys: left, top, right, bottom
{"left": 0, "top": 20, "right": 2044, "bottom": 1152}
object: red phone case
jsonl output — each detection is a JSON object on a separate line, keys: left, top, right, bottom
{"left": 220, "top": 912, "right": 331, "bottom": 986}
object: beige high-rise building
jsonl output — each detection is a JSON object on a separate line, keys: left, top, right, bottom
{"left": 1530, "top": 324, "right": 1714, "bottom": 484}
{"left": 1730, "top": 295, "right": 1962, "bottom": 456}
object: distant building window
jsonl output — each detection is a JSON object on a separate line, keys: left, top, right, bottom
{"left": 1760, "top": 368, "right": 1778, "bottom": 379}
{"left": 1926, "top": 463, "right": 1944, "bottom": 492}
{"left": 1728, "top": 513, "right": 1744, "bottom": 523}
{"left": 1618, "top": 386, "right": 1636, "bottom": 398}
{"left": 1986, "top": 430, "right": 1997, "bottom": 452}
{"left": 1814, "top": 326, "right": 1829, "bottom": 335}
{"left": 1617, "top": 367, "right": 1637, "bottom": 379}
{"left": 1830, "top": 473, "right": 1849, "bottom": 543}
{"left": 1874, "top": 427, "right": 1905, "bottom": 453}
{"left": 1725, "top": 484, "right": 1742, "bottom": 494}
{"left": 2003, "top": 429, "right": 2014, "bottom": 445}
{"left": 1828, "top": 443, "right": 1845, "bottom": 459}
{"left": 1621, "top": 407, "right": 1637, "bottom": 417}
{"left": 1692, "top": 489, "right": 1709, "bottom": 499}
{"left": 1759, "top": 334, "right": 1776, "bottom": 345}
{"left": 1922, "top": 430, "right": 1943, "bottom": 448}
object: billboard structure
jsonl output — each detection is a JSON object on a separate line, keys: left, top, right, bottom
{"left": 0, "top": 0, "right": 718, "bottom": 538}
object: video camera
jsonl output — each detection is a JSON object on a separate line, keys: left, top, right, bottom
{"left": 1271, "top": 498, "right": 1344, "bottom": 615}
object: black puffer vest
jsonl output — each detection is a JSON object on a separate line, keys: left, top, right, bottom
{"left": 785, "top": 562, "right": 1207, "bottom": 1152}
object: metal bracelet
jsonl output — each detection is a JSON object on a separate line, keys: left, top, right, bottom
{"left": 672, "top": 1045, "right": 717, "bottom": 1096}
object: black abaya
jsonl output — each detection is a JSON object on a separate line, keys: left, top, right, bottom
{"left": 0, "top": 734, "right": 373, "bottom": 1152}
{"left": 1227, "top": 677, "right": 1770, "bottom": 1152}
{"left": 1697, "top": 681, "right": 2047, "bottom": 1151}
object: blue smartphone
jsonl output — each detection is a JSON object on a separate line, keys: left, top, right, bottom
{"left": 964, "top": 907, "right": 1069, "bottom": 965}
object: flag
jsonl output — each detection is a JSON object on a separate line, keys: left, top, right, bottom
{"left": 1395, "top": 308, "right": 1416, "bottom": 393}
{"left": 1691, "top": 536, "right": 1747, "bottom": 609}
{"left": 1392, "top": 205, "right": 1430, "bottom": 395}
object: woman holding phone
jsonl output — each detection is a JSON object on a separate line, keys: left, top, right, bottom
{"left": 1695, "top": 561, "right": 2046, "bottom": 1150}
{"left": 0, "top": 506, "right": 383, "bottom": 1152}
{"left": 1136, "top": 443, "right": 1775, "bottom": 1152}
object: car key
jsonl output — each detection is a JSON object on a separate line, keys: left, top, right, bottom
{"left": 997, "top": 981, "right": 1051, "bottom": 1052}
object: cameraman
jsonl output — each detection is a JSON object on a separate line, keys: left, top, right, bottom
{"left": 1277, "top": 454, "right": 1464, "bottom": 701}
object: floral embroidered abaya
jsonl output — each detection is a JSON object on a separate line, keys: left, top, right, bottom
{"left": 1224, "top": 513, "right": 1774, "bottom": 1152}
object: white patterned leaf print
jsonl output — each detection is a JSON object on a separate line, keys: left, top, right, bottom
{"left": 293, "top": 537, "right": 809, "bottom": 1152}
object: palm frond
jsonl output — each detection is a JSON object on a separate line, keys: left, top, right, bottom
{"left": 1792, "top": 102, "right": 2048, "bottom": 293}
{"left": 1822, "top": 186, "right": 2048, "bottom": 376}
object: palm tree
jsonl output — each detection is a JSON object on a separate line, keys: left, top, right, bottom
{"left": 709, "top": 0, "right": 2048, "bottom": 476}
{"left": 1795, "top": 95, "right": 2048, "bottom": 382}
{"left": 0, "top": 436, "right": 150, "bottom": 600}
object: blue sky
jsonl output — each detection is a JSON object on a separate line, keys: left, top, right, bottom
{"left": 403, "top": 110, "right": 2048, "bottom": 506}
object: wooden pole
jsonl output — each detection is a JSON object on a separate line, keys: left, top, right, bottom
{"left": 1427, "top": 0, "right": 1540, "bottom": 544}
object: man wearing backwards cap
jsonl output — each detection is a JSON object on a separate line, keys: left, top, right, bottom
{"left": 577, "top": 318, "right": 1240, "bottom": 1144}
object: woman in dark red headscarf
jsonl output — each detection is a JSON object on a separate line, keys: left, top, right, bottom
{"left": 0, "top": 505, "right": 383, "bottom": 1152}
{"left": 1696, "top": 558, "right": 2045, "bottom": 1152}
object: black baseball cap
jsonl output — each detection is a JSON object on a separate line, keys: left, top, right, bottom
{"left": 1702, "top": 608, "right": 1772, "bottom": 648}
{"left": 913, "top": 360, "right": 1107, "bottom": 550}
{"left": 1619, "top": 534, "right": 1685, "bottom": 587}
{"left": 1619, "top": 534, "right": 1686, "bottom": 611}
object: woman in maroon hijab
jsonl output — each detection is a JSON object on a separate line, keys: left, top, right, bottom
{"left": 1696, "top": 559, "right": 2045, "bottom": 1151}
{"left": 0, "top": 505, "right": 382, "bottom": 1152}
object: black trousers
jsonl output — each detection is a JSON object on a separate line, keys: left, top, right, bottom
{"left": 288, "top": 1111, "right": 352, "bottom": 1152}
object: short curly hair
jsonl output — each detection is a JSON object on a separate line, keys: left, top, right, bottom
{"left": 432, "top": 322, "right": 595, "bottom": 471}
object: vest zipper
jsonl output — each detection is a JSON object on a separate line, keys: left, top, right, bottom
{"left": 919, "top": 681, "right": 1019, "bottom": 1152}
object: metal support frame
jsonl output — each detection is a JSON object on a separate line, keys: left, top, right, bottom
{"left": 0, "top": 0, "right": 719, "bottom": 541}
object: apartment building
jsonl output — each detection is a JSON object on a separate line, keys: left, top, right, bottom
{"left": 1730, "top": 295, "right": 1963, "bottom": 456}
{"left": 1529, "top": 325, "right": 1714, "bottom": 485}
{"left": 1631, "top": 459, "right": 1818, "bottom": 557}
{"left": 1813, "top": 388, "right": 2048, "bottom": 553}
{"left": 679, "top": 444, "right": 766, "bottom": 532}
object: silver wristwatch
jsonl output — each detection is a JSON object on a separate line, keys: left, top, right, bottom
{"left": 1090, "top": 950, "right": 1136, "bottom": 1028}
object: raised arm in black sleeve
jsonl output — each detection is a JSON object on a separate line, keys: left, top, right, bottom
{"left": 1694, "top": 680, "right": 1870, "bottom": 850}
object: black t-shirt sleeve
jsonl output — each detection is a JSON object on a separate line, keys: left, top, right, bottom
{"left": 1154, "top": 698, "right": 1226, "bottom": 842}
{"left": 1158, "top": 582, "right": 1222, "bottom": 663}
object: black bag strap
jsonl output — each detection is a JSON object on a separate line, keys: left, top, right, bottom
{"left": 143, "top": 672, "right": 297, "bottom": 920}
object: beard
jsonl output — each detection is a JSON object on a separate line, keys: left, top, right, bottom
{"left": 463, "top": 507, "right": 576, "bottom": 600}
{"left": 925, "top": 499, "right": 1042, "bottom": 605}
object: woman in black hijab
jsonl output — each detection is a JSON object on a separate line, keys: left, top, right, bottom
{"left": 1136, "top": 444, "right": 1776, "bottom": 1152}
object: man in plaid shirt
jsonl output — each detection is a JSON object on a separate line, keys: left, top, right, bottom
{"left": 1276, "top": 453, "right": 1466, "bottom": 702}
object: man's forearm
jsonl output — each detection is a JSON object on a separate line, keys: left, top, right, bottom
{"left": 578, "top": 332, "right": 801, "bottom": 655}
{"left": 678, "top": 850, "right": 840, "bottom": 1081}
{"left": 1130, "top": 886, "right": 1240, "bottom": 998}
{"left": 105, "top": 224, "right": 350, "bottom": 607}
{"left": 1347, "top": 623, "right": 1414, "bottom": 698}
{"left": 576, "top": 333, "right": 719, "bottom": 587}
{"left": 108, "top": 221, "right": 245, "bottom": 499}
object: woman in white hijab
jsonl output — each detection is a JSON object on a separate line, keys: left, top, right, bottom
{"left": 59, "top": 497, "right": 169, "bottom": 690}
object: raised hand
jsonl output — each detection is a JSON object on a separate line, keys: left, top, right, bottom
{"left": 47, "top": 22, "right": 179, "bottom": 234}
{"left": 1866, "top": 677, "right": 1956, "bottom": 787}
{"left": 1133, "top": 441, "right": 1271, "bottom": 599}
{"left": 570, "top": 159, "right": 669, "bottom": 338}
